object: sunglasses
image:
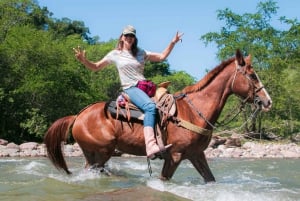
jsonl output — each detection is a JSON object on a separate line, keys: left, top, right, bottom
{"left": 124, "top": 34, "right": 135, "bottom": 38}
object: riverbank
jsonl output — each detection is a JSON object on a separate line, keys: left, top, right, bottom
{"left": 0, "top": 138, "right": 299, "bottom": 158}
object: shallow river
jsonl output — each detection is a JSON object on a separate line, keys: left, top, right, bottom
{"left": 0, "top": 157, "right": 299, "bottom": 201}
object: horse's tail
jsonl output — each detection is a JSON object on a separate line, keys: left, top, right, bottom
{"left": 44, "top": 115, "right": 76, "bottom": 174}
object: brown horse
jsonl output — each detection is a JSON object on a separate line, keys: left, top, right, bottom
{"left": 44, "top": 50, "right": 272, "bottom": 183}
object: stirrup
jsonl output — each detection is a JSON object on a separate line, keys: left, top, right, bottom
{"left": 148, "top": 144, "right": 172, "bottom": 160}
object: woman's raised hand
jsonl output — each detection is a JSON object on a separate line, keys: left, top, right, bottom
{"left": 73, "top": 46, "right": 86, "bottom": 62}
{"left": 172, "top": 31, "right": 184, "bottom": 44}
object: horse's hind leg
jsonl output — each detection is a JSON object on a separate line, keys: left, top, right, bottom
{"left": 82, "top": 149, "right": 114, "bottom": 175}
{"left": 190, "top": 152, "right": 215, "bottom": 183}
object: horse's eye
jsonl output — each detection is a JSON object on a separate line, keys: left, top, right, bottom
{"left": 249, "top": 73, "right": 257, "bottom": 80}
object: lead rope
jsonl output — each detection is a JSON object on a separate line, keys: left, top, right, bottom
{"left": 147, "top": 158, "right": 152, "bottom": 176}
{"left": 231, "top": 104, "right": 261, "bottom": 133}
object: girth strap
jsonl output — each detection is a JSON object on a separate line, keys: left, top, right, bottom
{"left": 175, "top": 119, "right": 212, "bottom": 136}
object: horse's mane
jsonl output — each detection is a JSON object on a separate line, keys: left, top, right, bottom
{"left": 181, "top": 57, "right": 235, "bottom": 94}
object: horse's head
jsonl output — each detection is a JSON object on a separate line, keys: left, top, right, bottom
{"left": 231, "top": 50, "right": 272, "bottom": 111}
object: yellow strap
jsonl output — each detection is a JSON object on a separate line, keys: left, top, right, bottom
{"left": 177, "top": 119, "right": 212, "bottom": 136}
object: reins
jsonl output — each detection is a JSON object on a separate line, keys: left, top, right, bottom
{"left": 215, "top": 99, "right": 246, "bottom": 127}
{"left": 178, "top": 93, "right": 217, "bottom": 129}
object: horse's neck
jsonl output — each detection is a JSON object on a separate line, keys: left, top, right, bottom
{"left": 187, "top": 67, "right": 234, "bottom": 126}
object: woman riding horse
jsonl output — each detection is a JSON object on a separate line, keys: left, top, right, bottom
{"left": 73, "top": 25, "right": 183, "bottom": 159}
{"left": 44, "top": 49, "right": 272, "bottom": 183}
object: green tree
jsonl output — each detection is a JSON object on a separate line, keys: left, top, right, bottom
{"left": 0, "top": 25, "right": 88, "bottom": 142}
{"left": 48, "top": 17, "right": 96, "bottom": 44}
{"left": 0, "top": 0, "right": 102, "bottom": 142}
{"left": 0, "top": 0, "right": 34, "bottom": 41}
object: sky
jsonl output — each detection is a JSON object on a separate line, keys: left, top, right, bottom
{"left": 38, "top": 0, "right": 299, "bottom": 80}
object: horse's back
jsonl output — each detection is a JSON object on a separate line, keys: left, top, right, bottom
{"left": 71, "top": 101, "right": 145, "bottom": 155}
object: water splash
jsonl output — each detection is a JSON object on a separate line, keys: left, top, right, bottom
{"left": 0, "top": 157, "right": 299, "bottom": 201}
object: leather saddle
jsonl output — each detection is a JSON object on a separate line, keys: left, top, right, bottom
{"left": 107, "top": 81, "right": 176, "bottom": 124}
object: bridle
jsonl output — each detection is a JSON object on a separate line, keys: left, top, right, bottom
{"left": 214, "top": 60, "right": 265, "bottom": 127}
{"left": 231, "top": 60, "right": 265, "bottom": 106}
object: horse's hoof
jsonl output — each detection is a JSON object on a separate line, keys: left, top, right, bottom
{"left": 88, "top": 164, "right": 111, "bottom": 176}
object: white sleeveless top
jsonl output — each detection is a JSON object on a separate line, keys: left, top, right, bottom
{"left": 103, "top": 48, "right": 150, "bottom": 89}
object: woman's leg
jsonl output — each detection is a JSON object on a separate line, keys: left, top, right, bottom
{"left": 124, "top": 87, "right": 156, "bottom": 127}
{"left": 124, "top": 87, "right": 171, "bottom": 159}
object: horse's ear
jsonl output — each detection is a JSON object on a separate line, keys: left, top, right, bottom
{"left": 235, "top": 49, "right": 246, "bottom": 66}
{"left": 245, "top": 54, "right": 252, "bottom": 63}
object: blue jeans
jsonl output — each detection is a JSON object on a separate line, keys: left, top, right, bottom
{"left": 124, "top": 86, "right": 157, "bottom": 128}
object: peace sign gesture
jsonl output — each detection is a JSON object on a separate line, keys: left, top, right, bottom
{"left": 73, "top": 46, "right": 86, "bottom": 62}
{"left": 172, "top": 31, "right": 184, "bottom": 44}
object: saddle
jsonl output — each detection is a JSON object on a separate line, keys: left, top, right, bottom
{"left": 108, "top": 81, "right": 176, "bottom": 121}
{"left": 107, "top": 81, "right": 176, "bottom": 150}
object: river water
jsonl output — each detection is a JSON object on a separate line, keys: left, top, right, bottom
{"left": 0, "top": 157, "right": 299, "bottom": 201}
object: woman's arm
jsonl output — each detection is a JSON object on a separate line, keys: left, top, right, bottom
{"left": 73, "top": 46, "right": 109, "bottom": 72}
{"left": 146, "top": 31, "right": 183, "bottom": 62}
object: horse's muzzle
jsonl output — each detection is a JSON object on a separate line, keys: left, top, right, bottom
{"left": 255, "top": 96, "right": 272, "bottom": 112}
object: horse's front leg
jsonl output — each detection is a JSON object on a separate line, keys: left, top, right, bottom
{"left": 160, "top": 152, "right": 182, "bottom": 180}
{"left": 189, "top": 151, "right": 215, "bottom": 183}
